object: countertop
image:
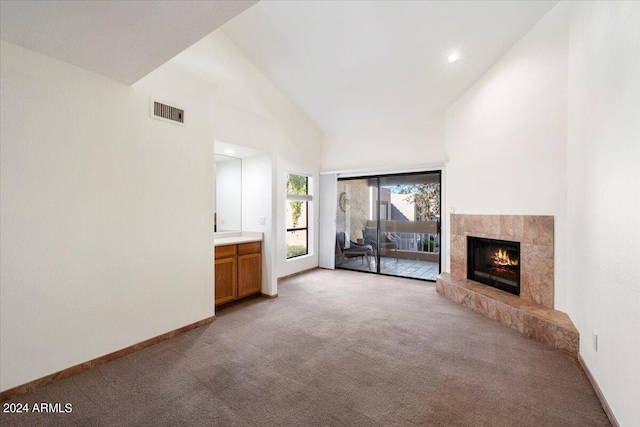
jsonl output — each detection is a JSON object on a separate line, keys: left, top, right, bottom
{"left": 214, "top": 231, "right": 263, "bottom": 247}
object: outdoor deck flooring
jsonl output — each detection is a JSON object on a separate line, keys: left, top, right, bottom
{"left": 337, "top": 257, "right": 439, "bottom": 281}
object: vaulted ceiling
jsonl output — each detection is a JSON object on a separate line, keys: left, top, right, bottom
{"left": 0, "top": 0, "right": 256, "bottom": 84}
{"left": 221, "top": 1, "right": 558, "bottom": 132}
{"left": 1, "top": 0, "right": 557, "bottom": 132}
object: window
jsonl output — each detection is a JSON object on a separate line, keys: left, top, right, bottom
{"left": 380, "top": 202, "right": 389, "bottom": 220}
{"left": 286, "top": 173, "right": 312, "bottom": 259}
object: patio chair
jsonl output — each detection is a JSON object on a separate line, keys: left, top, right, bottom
{"left": 336, "top": 232, "right": 374, "bottom": 270}
{"left": 363, "top": 226, "right": 399, "bottom": 261}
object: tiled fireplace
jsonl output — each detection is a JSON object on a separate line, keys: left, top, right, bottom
{"left": 437, "top": 214, "right": 578, "bottom": 355}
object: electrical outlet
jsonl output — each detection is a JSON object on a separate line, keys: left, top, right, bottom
{"left": 259, "top": 216, "right": 266, "bottom": 225}
{"left": 593, "top": 332, "right": 598, "bottom": 352}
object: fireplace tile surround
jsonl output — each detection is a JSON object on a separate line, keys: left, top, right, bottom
{"left": 437, "top": 214, "right": 579, "bottom": 355}
{"left": 450, "top": 214, "right": 554, "bottom": 307}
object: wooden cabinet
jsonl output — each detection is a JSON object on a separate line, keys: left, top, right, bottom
{"left": 214, "top": 256, "right": 237, "bottom": 305}
{"left": 215, "top": 241, "right": 261, "bottom": 306}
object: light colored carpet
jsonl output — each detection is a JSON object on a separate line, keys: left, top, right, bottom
{"left": 1, "top": 269, "right": 609, "bottom": 426}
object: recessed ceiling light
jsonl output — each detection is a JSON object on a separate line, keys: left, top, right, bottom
{"left": 447, "top": 52, "right": 460, "bottom": 63}
{"left": 223, "top": 149, "right": 236, "bottom": 154}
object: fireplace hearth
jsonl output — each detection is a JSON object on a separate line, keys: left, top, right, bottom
{"left": 437, "top": 215, "right": 578, "bottom": 356}
{"left": 467, "top": 237, "right": 520, "bottom": 295}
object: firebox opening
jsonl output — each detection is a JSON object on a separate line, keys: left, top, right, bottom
{"left": 467, "top": 237, "right": 520, "bottom": 296}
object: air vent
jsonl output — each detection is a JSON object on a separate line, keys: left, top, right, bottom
{"left": 153, "top": 101, "right": 184, "bottom": 124}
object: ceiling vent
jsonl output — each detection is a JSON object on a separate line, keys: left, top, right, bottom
{"left": 151, "top": 100, "right": 185, "bottom": 125}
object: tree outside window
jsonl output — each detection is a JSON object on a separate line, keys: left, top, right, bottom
{"left": 396, "top": 183, "right": 441, "bottom": 220}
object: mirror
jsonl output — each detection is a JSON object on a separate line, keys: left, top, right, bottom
{"left": 215, "top": 154, "right": 242, "bottom": 231}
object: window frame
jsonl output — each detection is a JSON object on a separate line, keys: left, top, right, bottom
{"left": 286, "top": 173, "right": 312, "bottom": 259}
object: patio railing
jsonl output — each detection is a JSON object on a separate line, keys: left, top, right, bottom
{"left": 394, "top": 232, "right": 440, "bottom": 253}
{"left": 365, "top": 220, "right": 440, "bottom": 253}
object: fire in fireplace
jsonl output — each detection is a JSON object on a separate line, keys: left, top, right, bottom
{"left": 467, "top": 237, "right": 520, "bottom": 295}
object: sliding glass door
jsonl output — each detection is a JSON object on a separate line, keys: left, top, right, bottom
{"left": 377, "top": 173, "right": 440, "bottom": 280}
{"left": 336, "top": 171, "right": 441, "bottom": 281}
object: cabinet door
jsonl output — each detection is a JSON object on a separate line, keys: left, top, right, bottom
{"left": 215, "top": 257, "right": 237, "bottom": 306}
{"left": 238, "top": 253, "right": 261, "bottom": 298}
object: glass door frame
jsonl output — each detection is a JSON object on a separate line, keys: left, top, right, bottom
{"left": 336, "top": 170, "right": 442, "bottom": 281}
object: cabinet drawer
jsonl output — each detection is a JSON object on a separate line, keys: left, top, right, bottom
{"left": 238, "top": 242, "right": 261, "bottom": 256}
{"left": 215, "top": 244, "right": 236, "bottom": 259}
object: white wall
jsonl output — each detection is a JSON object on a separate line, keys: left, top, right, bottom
{"left": 322, "top": 114, "right": 446, "bottom": 172}
{"left": 241, "top": 154, "right": 276, "bottom": 295}
{"left": 171, "top": 31, "right": 323, "bottom": 281}
{"left": 0, "top": 27, "right": 322, "bottom": 392}
{"left": 0, "top": 41, "right": 216, "bottom": 391}
{"left": 215, "top": 158, "right": 242, "bottom": 231}
{"left": 444, "top": 4, "right": 570, "bottom": 310}
{"left": 567, "top": 2, "right": 640, "bottom": 425}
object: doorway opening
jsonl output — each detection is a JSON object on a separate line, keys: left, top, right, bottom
{"left": 335, "top": 171, "right": 441, "bottom": 281}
